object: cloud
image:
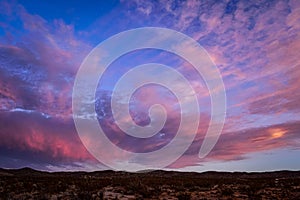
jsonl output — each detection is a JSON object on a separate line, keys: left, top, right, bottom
{"left": 169, "top": 120, "right": 300, "bottom": 168}
{"left": 0, "top": 111, "right": 96, "bottom": 166}
{"left": 0, "top": 2, "right": 92, "bottom": 120}
{"left": 0, "top": 0, "right": 300, "bottom": 171}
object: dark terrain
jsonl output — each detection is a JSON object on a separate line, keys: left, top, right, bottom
{"left": 1, "top": 167, "right": 300, "bottom": 200}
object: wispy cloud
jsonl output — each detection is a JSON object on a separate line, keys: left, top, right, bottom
{"left": 0, "top": 0, "right": 299, "bottom": 171}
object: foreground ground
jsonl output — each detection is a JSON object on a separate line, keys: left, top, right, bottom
{"left": 0, "top": 168, "right": 300, "bottom": 199}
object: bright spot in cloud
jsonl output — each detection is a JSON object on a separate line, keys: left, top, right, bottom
{"left": 270, "top": 128, "right": 287, "bottom": 139}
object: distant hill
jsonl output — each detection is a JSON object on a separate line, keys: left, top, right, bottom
{"left": 1, "top": 167, "right": 300, "bottom": 178}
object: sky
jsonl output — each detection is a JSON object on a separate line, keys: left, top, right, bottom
{"left": 0, "top": 0, "right": 299, "bottom": 172}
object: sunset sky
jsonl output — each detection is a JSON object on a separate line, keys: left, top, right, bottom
{"left": 0, "top": 0, "right": 299, "bottom": 172}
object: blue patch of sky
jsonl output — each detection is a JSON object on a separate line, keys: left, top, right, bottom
{"left": 225, "top": 0, "right": 239, "bottom": 15}
{"left": 18, "top": 0, "right": 119, "bottom": 30}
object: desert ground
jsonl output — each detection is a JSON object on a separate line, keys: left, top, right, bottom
{"left": 0, "top": 168, "right": 300, "bottom": 200}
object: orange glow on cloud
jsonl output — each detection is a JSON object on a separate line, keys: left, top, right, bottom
{"left": 270, "top": 128, "right": 287, "bottom": 139}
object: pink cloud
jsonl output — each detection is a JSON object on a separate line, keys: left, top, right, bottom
{"left": 168, "top": 120, "right": 300, "bottom": 168}
{"left": 0, "top": 111, "right": 95, "bottom": 163}
{"left": 1, "top": 0, "right": 300, "bottom": 171}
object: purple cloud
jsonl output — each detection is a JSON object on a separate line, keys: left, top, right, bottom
{"left": 0, "top": 0, "right": 299, "bottom": 171}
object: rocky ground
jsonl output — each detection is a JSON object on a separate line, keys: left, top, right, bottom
{"left": 0, "top": 168, "right": 300, "bottom": 199}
